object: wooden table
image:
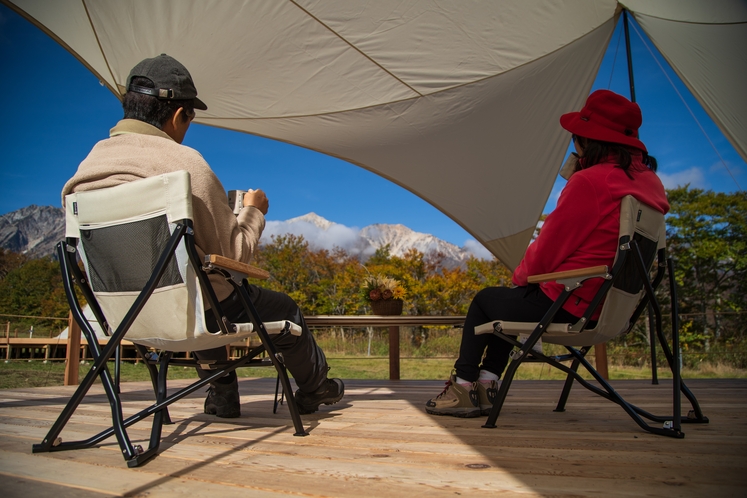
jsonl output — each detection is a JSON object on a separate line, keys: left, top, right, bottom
{"left": 305, "top": 315, "right": 465, "bottom": 380}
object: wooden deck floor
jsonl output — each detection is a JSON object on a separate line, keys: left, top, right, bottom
{"left": 0, "top": 378, "right": 745, "bottom": 497}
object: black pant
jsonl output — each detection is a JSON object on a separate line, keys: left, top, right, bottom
{"left": 454, "top": 285, "right": 582, "bottom": 382}
{"left": 194, "top": 284, "right": 329, "bottom": 393}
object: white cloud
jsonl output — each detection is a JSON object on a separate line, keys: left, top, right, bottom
{"left": 263, "top": 214, "right": 495, "bottom": 263}
{"left": 658, "top": 167, "right": 707, "bottom": 190}
{"left": 263, "top": 219, "right": 363, "bottom": 253}
{"left": 463, "top": 239, "right": 493, "bottom": 260}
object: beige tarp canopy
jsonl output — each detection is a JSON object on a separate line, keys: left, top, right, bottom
{"left": 5, "top": 0, "right": 746, "bottom": 269}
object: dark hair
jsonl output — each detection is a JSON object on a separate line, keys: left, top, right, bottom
{"left": 575, "top": 136, "right": 658, "bottom": 178}
{"left": 122, "top": 77, "right": 195, "bottom": 129}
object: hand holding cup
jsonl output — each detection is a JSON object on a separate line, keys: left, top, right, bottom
{"left": 243, "top": 188, "right": 269, "bottom": 215}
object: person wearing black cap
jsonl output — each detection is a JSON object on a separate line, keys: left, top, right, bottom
{"left": 426, "top": 90, "right": 669, "bottom": 418}
{"left": 62, "top": 54, "right": 343, "bottom": 418}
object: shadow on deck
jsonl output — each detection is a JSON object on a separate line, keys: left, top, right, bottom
{"left": 0, "top": 378, "right": 745, "bottom": 497}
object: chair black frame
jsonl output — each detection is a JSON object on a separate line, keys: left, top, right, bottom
{"left": 481, "top": 233, "right": 709, "bottom": 438}
{"left": 33, "top": 219, "right": 308, "bottom": 468}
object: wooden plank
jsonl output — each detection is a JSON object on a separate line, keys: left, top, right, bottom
{"left": 3, "top": 338, "right": 133, "bottom": 346}
{"left": 304, "top": 315, "right": 465, "bottom": 327}
{"left": 0, "top": 379, "right": 743, "bottom": 497}
{"left": 4, "top": 421, "right": 743, "bottom": 498}
{"left": 527, "top": 265, "right": 609, "bottom": 284}
{"left": 388, "top": 325, "right": 399, "bottom": 380}
{"left": 205, "top": 254, "right": 270, "bottom": 280}
{"left": 0, "top": 449, "right": 284, "bottom": 498}
{"left": 5, "top": 338, "right": 67, "bottom": 345}
{"left": 3, "top": 321, "right": 9, "bottom": 361}
{"left": 594, "top": 343, "right": 609, "bottom": 379}
{"left": 64, "top": 311, "right": 81, "bottom": 386}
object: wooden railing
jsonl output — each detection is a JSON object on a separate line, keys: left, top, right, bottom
{"left": 1, "top": 314, "right": 466, "bottom": 383}
{"left": 2, "top": 313, "right": 610, "bottom": 384}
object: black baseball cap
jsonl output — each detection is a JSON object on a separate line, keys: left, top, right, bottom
{"left": 126, "top": 54, "right": 207, "bottom": 110}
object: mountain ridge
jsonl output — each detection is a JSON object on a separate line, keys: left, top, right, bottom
{"left": 0, "top": 205, "right": 65, "bottom": 259}
{"left": 0, "top": 206, "right": 491, "bottom": 265}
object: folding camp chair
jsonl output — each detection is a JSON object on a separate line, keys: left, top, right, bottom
{"left": 475, "top": 195, "right": 708, "bottom": 437}
{"left": 33, "top": 171, "right": 308, "bottom": 468}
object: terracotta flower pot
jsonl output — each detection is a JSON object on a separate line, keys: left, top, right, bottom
{"left": 370, "top": 299, "right": 404, "bottom": 316}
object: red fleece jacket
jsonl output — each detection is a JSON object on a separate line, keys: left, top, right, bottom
{"left": 512, "top": 153, "right": 669, "bottom": 319}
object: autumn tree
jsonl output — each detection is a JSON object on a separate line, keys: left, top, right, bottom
{"left": 0, "top": 248, "right": 26, "bottom": 279}
{"left": 665, "top": 187, "right": 747, "bottom": 348}
{"left": 316, "top": 248, "right": 368, "bottom": 315}
{"left": 253, "top": 234, "right": 368, "bottom": 315}
{"left": 0, "top": 255, "right": 71, "bottom": 333}
{"left": 251, "top": 233, "right": 318, "bottom": 310}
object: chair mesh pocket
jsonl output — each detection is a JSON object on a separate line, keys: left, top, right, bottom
{"left": 615, "top": 232, "right": 657, "bottom": 295}
{"left": 80, "top": 215, "right": 183, "bottom": 292}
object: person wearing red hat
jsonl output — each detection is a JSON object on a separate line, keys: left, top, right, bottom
{"left": 426, "top": 90, "right": 669, "bottom": 418}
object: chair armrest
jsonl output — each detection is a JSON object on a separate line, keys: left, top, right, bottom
{"left": 205, "top": 254, "right": 270, "bottom": 280}
{"left": 527, "top": 265, "right": 609, "bottom": 284}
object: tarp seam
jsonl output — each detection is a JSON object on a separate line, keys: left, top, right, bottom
{"left": 195, "top": 18, "right": 621, "bottom": 122}
{"left": 289, "top": 0, "right": 424, "bottom": 98}
{"left": 81, "top": 0, "right": 120, "bottom": 100}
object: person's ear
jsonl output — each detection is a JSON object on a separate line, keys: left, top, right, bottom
{"left": 172, "top": 107, "right": 185, "bottom": 127}
{"left": 162, "top": 107, "right": 190, "bottom": 144}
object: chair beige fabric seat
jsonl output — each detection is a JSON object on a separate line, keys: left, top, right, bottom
{"left": 36, "top": 170, "right": 308, "bottom": 468}
{"left": 64, "top": 171, "right": 300, "bottom": 352}
{"left": 474, "top": 195, "right": 709, "bottom": 438}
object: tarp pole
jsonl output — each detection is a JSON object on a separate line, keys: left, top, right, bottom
{"left": 623, "top": 10, "right": 636, "bottom": 103}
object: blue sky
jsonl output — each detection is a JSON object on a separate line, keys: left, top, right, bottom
{"left": 0, "top": 5, "right": 743, "bottom": 248}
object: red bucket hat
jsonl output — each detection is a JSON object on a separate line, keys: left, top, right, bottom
{"left": 560, "top": 89, "right": 646, "bottom": 152}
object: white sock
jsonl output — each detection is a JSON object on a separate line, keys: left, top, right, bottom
{"left": 455, "top": 376, "right": 472, "bottom": 388}
{"left": 478, "top": 370, "right": 500, "bottom": 383}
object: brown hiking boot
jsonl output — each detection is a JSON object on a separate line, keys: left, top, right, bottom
{"left": 475, "top": 380, "right": 498, "bottom": 415}
{"left": 425, "top": 374, "right": 480, "bottom": 418}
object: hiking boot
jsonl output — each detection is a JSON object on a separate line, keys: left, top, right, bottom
{"left": 204, "top": 380, "right": 241, "bottom": 418}
{"left": 294, "top": 378, "right": 345, "bottom": 414}
{"left": 476, "top": 380, "right": 498, "bottom": 415}
{"left": 425, "top": 374, "right": 480, "bottom": 418}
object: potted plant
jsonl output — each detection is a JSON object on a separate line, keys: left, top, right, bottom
{"left": 363, "top": 274, "right": 406, "bottom": 315}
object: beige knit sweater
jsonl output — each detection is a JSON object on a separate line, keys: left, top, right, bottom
{"left": 61, "top": 119, "right": 265, "bottom": 302}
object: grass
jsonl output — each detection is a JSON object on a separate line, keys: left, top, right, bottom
{"left": 1, "top": 355, "right": 745, "bottom": 390}
{"left": 2, "top": 327, "right": 745, "bottom": 389}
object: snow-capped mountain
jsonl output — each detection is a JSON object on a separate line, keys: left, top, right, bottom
{"left": 0, "top": 207, "right": 492, "bottom": 265}
{"left": 286, "top": 212, "right": 335, "bottom": 230}
{"left": 264, "top": 212, "right": 491, "bottom": 266}
{"left": 360, "top": 223, "right": 468, "bottom": 263}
